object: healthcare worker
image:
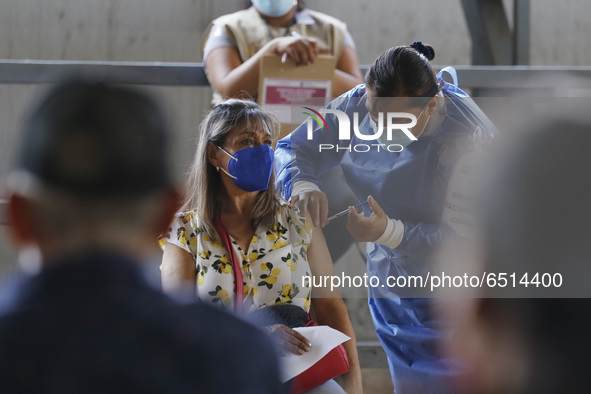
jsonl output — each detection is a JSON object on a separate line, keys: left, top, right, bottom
{"left": 274, "top": 42, "right": 497, "bottom": 393}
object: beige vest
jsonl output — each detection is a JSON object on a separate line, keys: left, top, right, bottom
{"left": 203, "top": 7, "right": 347, "bottom": 105}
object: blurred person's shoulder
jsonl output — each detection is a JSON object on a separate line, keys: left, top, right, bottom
{"left": 0, "top": 259, "right": 283, "bottom": 393}
{"left": 172, "top": 299, "right": 284, "bottom": 392}
{"left": 175, "top": 297, "right": 274, "bottom": 345}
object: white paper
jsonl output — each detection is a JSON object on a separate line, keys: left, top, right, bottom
{"left": 261, "top": 78, "right": 332, "bottom": 123}
{"left": 279, "top": 325, "right": 350, "bottom": 382}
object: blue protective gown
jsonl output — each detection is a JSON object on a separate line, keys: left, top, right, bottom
{"left": 274, "top": 74, "right": 496, "bottom": 393}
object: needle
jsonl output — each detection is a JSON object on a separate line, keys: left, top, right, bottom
{"left": 328, "top": 201, "right": 370, "bottom": 222}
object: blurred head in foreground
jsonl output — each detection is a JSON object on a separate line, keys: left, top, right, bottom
{"left": 7, "top": 77, "right": 180, "bottom": 269}
{"left": 0, "top": 77, "right": 285, "bottom": 394}
{"left": 442, "top": 108, "right": 591, "bottom": 394}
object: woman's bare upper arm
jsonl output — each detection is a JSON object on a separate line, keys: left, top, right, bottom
{"left": 336, "top": 46, "right": 363, "bottom": 80}
{"left": 205, "top": 46, "right": 246, "bottom": 97}
{"left": 161, "top": 242, "right": 196, "bottom": 295}
{"left": 307, "top": 225, "right": 343, "bottom": 298}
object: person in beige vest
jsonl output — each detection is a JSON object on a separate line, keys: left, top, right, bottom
{"left": 203, "top": 0, "right": 363, "bottom": 104}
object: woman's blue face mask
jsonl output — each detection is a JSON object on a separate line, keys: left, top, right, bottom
{"left": 252, "top": 0, "right": 296, "bottom": 17}
{"left": 217, "top": 144, "right": 275, "bottom": 192}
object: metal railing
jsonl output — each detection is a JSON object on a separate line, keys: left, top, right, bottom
{"left": 2, "top": 60, "right": 591, "bottom": 88}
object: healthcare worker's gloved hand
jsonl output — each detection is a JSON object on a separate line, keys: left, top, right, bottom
{"left": 347, "top": 196, "right": 404, "bottom": 248}
{"left": 290, "top": 181, "right": 329, "bottom": 228}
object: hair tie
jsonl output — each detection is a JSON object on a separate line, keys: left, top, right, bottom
{"left": 409, "top": 41, "right": 433, "bottom": 60}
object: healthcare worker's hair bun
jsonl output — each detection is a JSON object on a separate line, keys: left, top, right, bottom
{"left": 366, "top": 43, "right": 440, "bottom": 100}
{"left": 409, "top": 41, "right": 435, "bottom": 61}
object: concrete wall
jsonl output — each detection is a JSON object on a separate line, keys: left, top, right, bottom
{"left": 3, "top": 0, "right": 590, "bottom": 65}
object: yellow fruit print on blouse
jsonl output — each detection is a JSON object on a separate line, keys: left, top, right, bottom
{"left": 204, "top": 233, "right": 223, "bottom": 249}
{"left": 189, "top": 237, "right": 197, "bottom": 249}
{"left": 244, "top": 247, "right": 266, "bottom": 281}
{"left": 303, "top": 291, "right": 311, "bottom": 310}
{"left": 298, "top": 226, "right": 309, "bottom": 239}
{"left": 271, "top": 238, "right": 287, "bottom": 250}
{"left": 282, "top": 253, "right": 297, "bottom": 272}
{"left": 177, "top": 227, "right": 188, "bottom": 245}
{"left": 274, "top": 283, "right": 300, "bottom": 304}
{"left": 266, "top": 222, "right": 288, "bottom": 247}
{"left": 259, "top": 263, "right": 281, "bottom": 289}
{"left": 208, "top": 285, "right": 232, "bottom": 307}
{"left": 158, "top": 237, "right": 167, "bottom": 249}
{"left": 183, "top": 211, "right": 196, "bottom": 223}
{"left": 212, "top": 254, "right": 232, "bottom": 274}
{"left": 196, "top": 264, "right": 208, "bottom": 286}
{"left": 159, "top": 226, "right": 171, "bottom": 248}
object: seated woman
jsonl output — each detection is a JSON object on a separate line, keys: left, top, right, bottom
{"left": 202, "top": 0, "right": 364, "bottom": 104}
{"left": 158, "top": 99, "right": 362, "bottom": 393}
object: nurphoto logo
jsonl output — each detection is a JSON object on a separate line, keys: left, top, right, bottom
{"left": 302, "top": 107, "right": 419, "bottom": 153}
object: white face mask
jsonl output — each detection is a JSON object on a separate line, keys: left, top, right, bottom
{"left": 252, "top": 0, "right": 296, "bottom": 17}
{"left": 373, "top": 106, "right": 431, "bottom": 148}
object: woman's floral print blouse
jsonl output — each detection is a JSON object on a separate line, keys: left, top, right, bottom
{"left": 158, "top": 202, "right": 313, "bottom": 313}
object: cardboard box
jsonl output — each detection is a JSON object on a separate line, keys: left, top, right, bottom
{"left": 258, "top": 54, "right": 336, "bottom": 141}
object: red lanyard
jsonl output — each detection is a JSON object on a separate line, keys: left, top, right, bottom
{"left": 214, "top": 217, "right": 244, "bottom": 313}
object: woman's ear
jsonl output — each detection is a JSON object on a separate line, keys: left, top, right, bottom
{"left": 427, "top": 94, "right": 439, "bottom": 116}
{"left": 206, "top": 142, "right": 221, "bottom": 168}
